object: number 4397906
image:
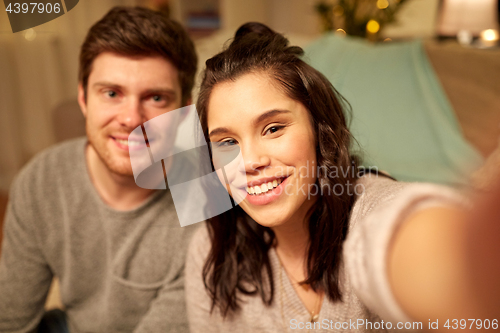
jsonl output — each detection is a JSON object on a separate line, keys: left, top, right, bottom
{"left": 444, "top": 319, "right": 498, "bottom": 330}
{"left": 6, "top": 2, "right": 61, "bottom": 14}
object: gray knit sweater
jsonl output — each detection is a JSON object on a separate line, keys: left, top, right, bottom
{"left": 0, "top": 138, "right": 198, "bottom": 333}
{"left": 185, "top": 175, "right": 464, "bottom": 332}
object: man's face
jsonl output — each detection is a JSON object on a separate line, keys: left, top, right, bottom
{"left": 78, "top": 52, "right": 186, "bottom": 177}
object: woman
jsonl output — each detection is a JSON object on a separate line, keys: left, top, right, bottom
{"left": 185, "top": 23, "right": 499, "bottom": 332}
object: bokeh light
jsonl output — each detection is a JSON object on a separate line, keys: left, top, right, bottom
{"left": 377, "top": 0, "right": 389, "bottom": 10}
{"left": 366, "top": 20, "right": 380, "bottom": 34}
{"left": 24, "top": 29, "right": 36, "bottom": 41}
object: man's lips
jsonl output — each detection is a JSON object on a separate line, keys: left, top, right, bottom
{"left": 111, "top": 135, "right": 152, "bottom": 149}
{"left": 112, "top": 135, "right": 156, "bottom": 145}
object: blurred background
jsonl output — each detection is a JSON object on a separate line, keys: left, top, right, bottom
{"left": 0, "top": 0, "right": 499, "bottom": 216}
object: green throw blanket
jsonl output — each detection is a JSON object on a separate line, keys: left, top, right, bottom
{"left": 305, "top": 34, "right": 482, "bottom": 186}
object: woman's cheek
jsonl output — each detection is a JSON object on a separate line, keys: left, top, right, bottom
{"left": 276, "top": 129, "right": 316, "bottom": 171}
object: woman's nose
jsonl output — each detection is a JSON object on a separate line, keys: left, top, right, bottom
{"left": 242, "top": 143, "right": 271, "bottom": 174}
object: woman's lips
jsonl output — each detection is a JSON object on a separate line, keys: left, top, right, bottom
{"left": 242, "top": 176, "right": 289, "bottom": 206}
{"left": 245, "top": 176, "right": 285, "bottom": 195}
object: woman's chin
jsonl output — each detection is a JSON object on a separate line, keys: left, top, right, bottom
{"left": 238, "top": 203, "right": 289, "bottom": 228}
{"left": 257, "top": 217, "right": 287, "bottom": 228}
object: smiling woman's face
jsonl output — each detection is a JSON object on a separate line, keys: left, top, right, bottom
{"left": 207, "top": 72, "right": 318, "bottom": 228}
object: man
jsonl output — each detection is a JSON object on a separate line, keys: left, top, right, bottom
{"left": 0, "top": 6, "right": 198, "bottom": 332}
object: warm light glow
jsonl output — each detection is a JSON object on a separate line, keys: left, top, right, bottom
{"left": 333, "top": 5, "right": 344, "bottom": 17}
{"left": 481, "top": 29, "right": 499, "bottom": 41}
{"left": 24, "top": 29, "right": 36, "bottom": 41}
{"left": 336, "top": 28, "right": 346, "bottom": 36}
{"left": 383, "top": 38, "right": 392, "bottom": 42}
{"left": 438, "top": 0, "right": 500, "bottom": 36}
{"left": 366, "top": 20, "right": 380, "bottom": 34}
{"left": 377, "top": 0, "right": 389, "bottom": 9}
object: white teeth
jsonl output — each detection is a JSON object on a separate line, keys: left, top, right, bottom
{"left": 116, "top": 139, "right": 143, "bottom": 147}
{"left": 245, "top": 177, "right": 286, "bottom": 195}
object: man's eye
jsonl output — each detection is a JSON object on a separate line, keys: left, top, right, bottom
{"left": 152, "top": 95, "right": 163, "bottom": 102}
{"left": 106, "top": 91, "right": 117, "bottom": 98}
{"left": 264, "top": 125, "right": 284, "bottom": 135}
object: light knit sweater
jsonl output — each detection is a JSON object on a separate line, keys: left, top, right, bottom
{"left": 185, "top": 174, "right": 464, "bottom": 332}
{"left": 0, "top": 138, "right": 198, "bottom": 333}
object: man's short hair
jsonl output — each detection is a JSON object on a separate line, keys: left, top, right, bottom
{"left": 79, "top": 6, "right": 197, "bottom": 105}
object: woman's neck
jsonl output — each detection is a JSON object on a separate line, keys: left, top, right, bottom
{"left": 272, "top": 206, "right": 325, "bottom": 317}
{"left": 272, "top": 213, "right": 310, "bottom": 274}
{"left": 272, "top": 196, "right": 317, "bottom": 266}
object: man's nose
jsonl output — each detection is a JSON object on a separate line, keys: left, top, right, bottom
{"left": 117, "top": 98, "right": 145, "bottom": 129}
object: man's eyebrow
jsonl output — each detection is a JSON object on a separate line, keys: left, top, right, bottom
{"left": 144, "top": 88, "right": 176, "bottom": 96}
{"left": 92, "top": 81, "right": 122, "bottom": 89}
{"left": 208, "top": 109, "right": 291, "bottom": 139}
{"left": 92, "top": 82, "right": 176, "bottom": 96}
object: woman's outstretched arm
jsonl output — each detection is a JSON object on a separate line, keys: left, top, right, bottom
{"left": 389, "top": 180, "right": 500, "bottom": 328}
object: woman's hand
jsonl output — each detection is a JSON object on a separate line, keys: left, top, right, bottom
{"left": 389, "top": 180, "right": 500, "bottom": 329}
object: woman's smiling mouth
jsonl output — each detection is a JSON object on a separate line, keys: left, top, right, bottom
{"left": 245, "top": 176, "right": 287, "bottom": 195}
{"left": 242, "top": 176, "right": 290, "bottom": 206}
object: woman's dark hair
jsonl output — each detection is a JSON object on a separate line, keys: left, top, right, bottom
{"left": 197, "top": 22, "right": 360, "bottom": 317}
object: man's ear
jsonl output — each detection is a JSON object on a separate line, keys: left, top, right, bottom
{"left": 77, "top": 83, "right": 88, "bottom": 117}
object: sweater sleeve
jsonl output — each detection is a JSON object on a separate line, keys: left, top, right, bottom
{"left": 343, "top": 176, "right": 467, "bottom": 324}
{"left": 185, "top": 225, "right": 223, "bottom": 333}
{"left": 0, "top": 178, "right": 53, "bottom": 332}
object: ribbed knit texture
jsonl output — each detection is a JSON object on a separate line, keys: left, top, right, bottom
{"left": 0, "top": 138, "right": 198, "bottom": 333}
{"left": 186, "top": 175, "right": 465, "bottom": 332}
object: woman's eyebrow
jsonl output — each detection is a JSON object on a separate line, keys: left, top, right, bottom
{"left": 209, "top": 109, "right": 291, "bottom": 139}
{"left": 253, "top": 109, "right": 291, "bottom": 125}
{"left": 209, "top": 127, "right": 231, "bottom": 138}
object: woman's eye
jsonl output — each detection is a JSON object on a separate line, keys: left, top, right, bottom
{"left": 264, "top": 125, "right": 284, "bottom": 135}
{"left": 217, "top": 139, "right": 238, "bottom": 147}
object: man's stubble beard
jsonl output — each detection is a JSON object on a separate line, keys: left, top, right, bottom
{"left": 86, "top": 126, "right": 134, "bottom": 178}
